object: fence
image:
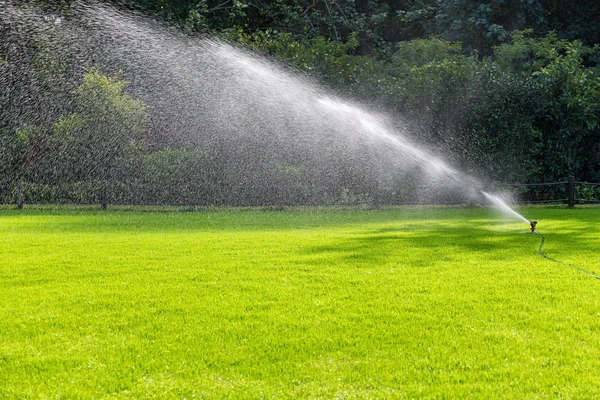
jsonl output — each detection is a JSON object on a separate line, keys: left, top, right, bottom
{"left": 6, "top": 180, "right": 214, "bottom": 210}
{"left": 3, "top": 176, "right": 600, "bottom": 210}
{"left": 492, "top": 176, "right": 600, "bottom": 208}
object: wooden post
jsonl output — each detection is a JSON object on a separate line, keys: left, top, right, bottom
{"left": 371, "top": 191, "right": 380, "bottom": 210}
{"left": 568, "top": 176, "right": 575, "bottom": 209}
{"left": 101, "top": 181, "right": 107, "bottom": 210}
{"left": 16, "top": 180, "right": 23, "bottom": 210}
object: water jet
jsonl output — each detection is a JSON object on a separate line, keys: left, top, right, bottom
{"left": 0, "top": 2, "right": 532, "bottom": 220}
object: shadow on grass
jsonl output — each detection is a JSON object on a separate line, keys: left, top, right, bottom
{"left": 297, "top": 214, "right": 600, "bottom": 269}
{"left": 296, "top": 224, "right": 540, "bottom": 266}
{"left": 2, "top": 209, "right": 599, "bottom": 269}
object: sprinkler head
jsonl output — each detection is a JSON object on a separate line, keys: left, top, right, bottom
{"left": 529, "top": 221, "right": 538, "bottom": 232}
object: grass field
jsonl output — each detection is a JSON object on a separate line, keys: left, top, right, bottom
{"left": 1, "top": 206, "right": 599, "bottom": 398}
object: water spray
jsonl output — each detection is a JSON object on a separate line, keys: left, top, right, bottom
{"left": 2, "top": 1, "right": 596, "bottom": 282}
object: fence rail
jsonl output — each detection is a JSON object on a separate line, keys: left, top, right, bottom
{"left": 498, "top": 181, "right": 569, "bottom": 187}
{"left": 517, "top": 199, "right": 568, "bottom": 204}
{"left": 576, "top": 181, "right": 600, "bottom": 186}
{"left": 489, "top": 176, "right": 591, "bottom": 208}
{"left": 2, "top": 176, "right": 599, "bottom": 210}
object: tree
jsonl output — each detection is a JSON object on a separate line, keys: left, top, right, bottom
{"left": 494, "top": 31, "right": 600, "bottom": 181}
{"left": 53, "top": 68, "right": 148, "bottom": 182}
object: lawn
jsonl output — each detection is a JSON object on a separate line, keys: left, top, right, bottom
{"left": 1, "top": 207, "right": 599, "bottom": 398}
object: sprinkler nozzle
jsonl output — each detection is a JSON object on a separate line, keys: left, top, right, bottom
{"left": 529, "top": 221, "right": 538, "bottom": 232}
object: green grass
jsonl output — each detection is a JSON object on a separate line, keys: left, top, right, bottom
{"left": 1, "top": 207, "right": 599, "bottom": 398}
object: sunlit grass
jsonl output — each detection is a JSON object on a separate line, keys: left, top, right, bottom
{"left": 1, "top": 207, "right": 599, "bottom": 398}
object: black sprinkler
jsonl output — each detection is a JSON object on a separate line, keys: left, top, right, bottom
{"left": 529, "top": 220, "right": 538, "bottom": 233}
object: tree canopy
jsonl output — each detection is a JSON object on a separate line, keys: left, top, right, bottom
{"left": 1, "top": 0, "right": 599, "bottom": 206}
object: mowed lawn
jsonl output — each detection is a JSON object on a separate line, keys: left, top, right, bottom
{"left": 1, "top": 207, "right": 599, "bottom": 398}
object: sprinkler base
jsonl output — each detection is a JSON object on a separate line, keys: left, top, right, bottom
{"left": 529, "top": 220, "right": 538, "bottom": 233}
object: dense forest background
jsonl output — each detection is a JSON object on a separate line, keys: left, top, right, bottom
{"left": 1, "top": 0, "right": 599, "bottom": 206}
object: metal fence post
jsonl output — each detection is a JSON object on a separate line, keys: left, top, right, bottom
{"left": 568, "top": 176, "right": 575, "bottom": 208}
{"left": 16, "top": 180, "right": 23, "bottom": 210}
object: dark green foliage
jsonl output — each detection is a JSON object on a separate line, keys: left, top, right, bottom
{"left": 110, "top": 0, "right": 599, "bottom": 60}
{"left": 435, "top": 0, "right": 546, "bottom": 55}
{"left": 140, "top": 148, "right": 210, "bottom": 205}
{"left": 1, "top": 1, "right": 599, "bottom": 206}
{"left": 51, "top": 68, "right": 148, "bottom": 181}
{"left": 492, "top": 32, "right": 600, "bottom": 182}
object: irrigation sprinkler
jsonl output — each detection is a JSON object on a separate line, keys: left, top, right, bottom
{"left": 529, "top": 220, "right": 538, "bottom": 233}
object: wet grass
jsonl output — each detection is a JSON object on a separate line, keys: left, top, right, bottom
{"left": 1, "top": 207, "right": 599, "bottom": 398}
